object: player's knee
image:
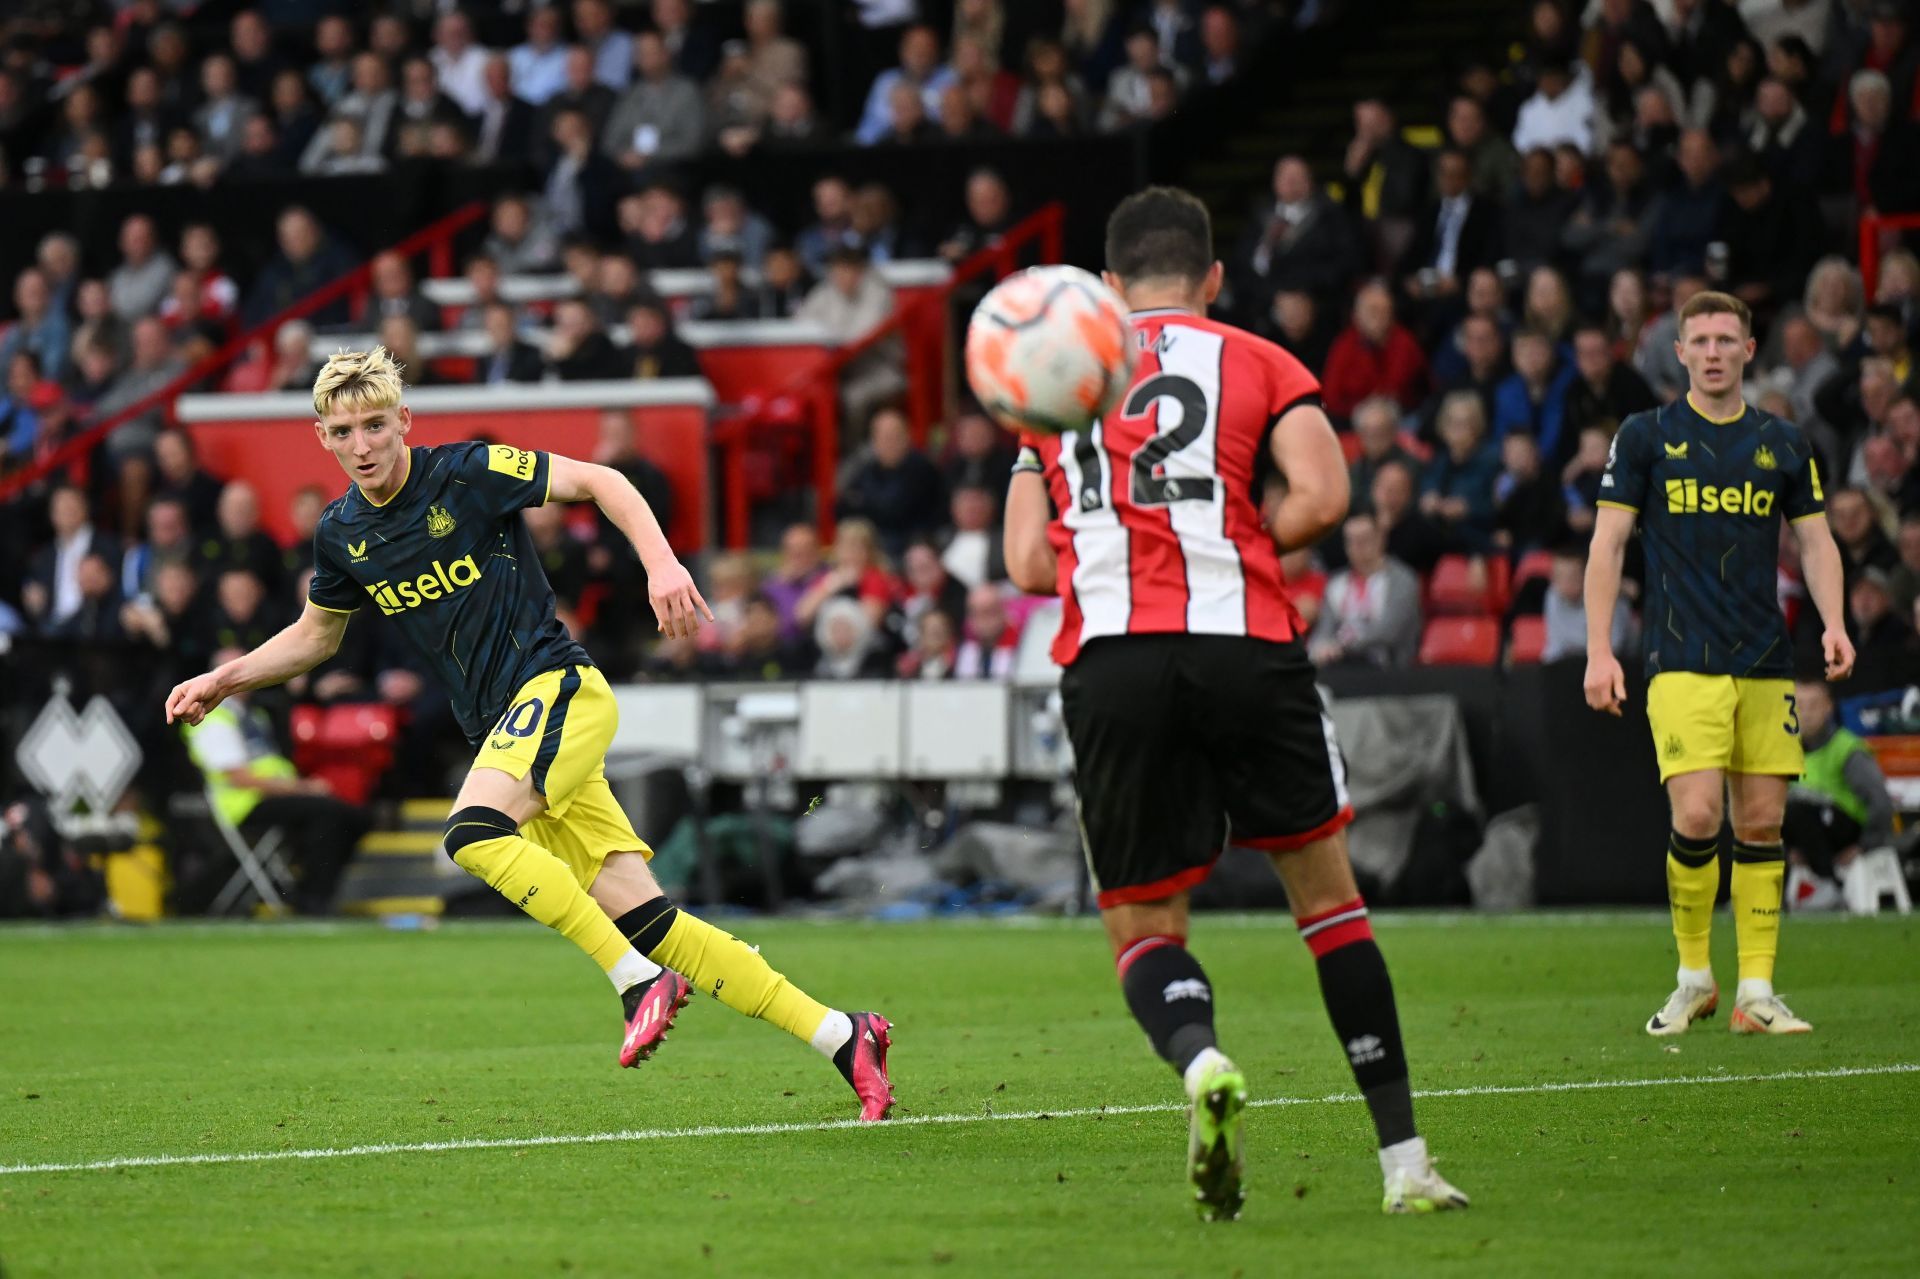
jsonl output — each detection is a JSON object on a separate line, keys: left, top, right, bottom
{"left": 1669, "top": 799, "right": 1722, "bottom": 842}
{"left": 444, "top": 806, "right": 520, "bottom": 876}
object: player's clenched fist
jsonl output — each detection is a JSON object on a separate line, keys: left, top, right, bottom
{"left": 1583, "top": 651, "right": 1628, "bottom": 716}
{"left": 647, "top": 557, "right": 716, "bottom": 639}
{"left": 165, "top": 672, "right": 225, "bottom": 726}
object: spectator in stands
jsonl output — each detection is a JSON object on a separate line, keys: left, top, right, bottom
{"left": 114, "top": 68, "right": 176, "bottom": 174}
{"left": 955, "top": 583, "right": 1019, "bottom": 679}
{"left": 899, "top": 607, "right": 960, "bottom": 679}
{"left": 798, "top": 244, "right": 906, "bottom": 438}
{"left": 1562, "top": 322, "right": 1657, "bottom": 459}
{"left": 180, "top": 648, "right": 363, "bottom": 915}
{"left": 1197, "top": 5, "right": 1242, "bottom": 86}
{"left": 722, "top": 594, "right": 810, "bottom": 680}
{"left": 523, "top": 503, "right": 591, "bottom": 633}
{"left": 812, "top": 595, "right": 893, "bottom": 678}
{"left": 45, "top": 551, "right": 124, "bottom": 643}
{"left": 1513, "top": 59, "right": 1595, "bottom": 154}
{"left": 1447, "top": 93, "right": 1520, "bottom": 199}
{"left": 700, "top": 184, "right": 776, "bottom": 268}
{"left": 798, "top": 175, "right": 858, "bottom": 277}
{"left": 941, "top": 482, "right": 1006, "bottom": 588}
{"left": 1099, "top": 26, "right": 1177, "bottom": 132}
{"left": 938, "top": 168, "right": 1017, "bottom": 263}
{"left": 545, "top": 298, "right": 625, "bottom": 381}
{"left": 1261, "top": 289, "right": 1331, "bottom": 372}
{"left": 596, "top": 254, "right": 649, "bottom": 326}
{"left": 94, "top": 317, "right": 183, "bottom": 461}
{"left": 1745, "top": 74, "right": 1822, "bottom": 189}
{"left": 1342, "top": 98, "right": 1429, "bottom": 230}
{"left": 1634, "top": 273, "right": 1704, "bottom": 402}
{"left": 470, "top": 56, "right": 537, "bottom": 166}
{"left": 1420, "top": 390, "right": 1501, "bottom": 554}
{"left": 534, "top": 46, "right": 617, "bottom": 170}
{"left": 378, "top": 316, "right": 443, "bottom": 390}
{"left": 857, "top": 25, "right": 955, "bottom": 146}
{"left": 69, "top": 279, "right": 129, "bottom": 373}
{"left": 654, "top": 0, "right": 722, "bottom": 82}
{"left": 1310, "top": 512, "right": 1422, "bottom": 669}
{"left": 1401, "top": 147, "right": 1500, "bottom": 312}
{"left": 1832, "top": 68, "right": 1920, "bottom": 215}
{"left": 765, "top": 521, "right": 827, "bottom": 641}
{"left": 951, "top": 30, "right": 1021, "bottom": 129}
{"left": 797, "top": 517, "right": 903, "bottom": 633}
{"left": 1522, "top": 264, "right": 1577, "bottom": 346}
{"left": 603, "top": 30, "right": 708, "bottom": 172}
{"left": 1891, "top": 511, "right": 1920, "bottom": 618}
{"left": 756, "top": 244, "right": 812, "bottom": 318}
{"left": 308, "top": 14, "right": 356, "bottom": 108}
{"left": 1504, "top": 148, "right": 1577, "bottom": 279}
{"left": 542, "top": 108, "right": 620, "bottom": 243}
{"left": 478, "top": 302, "right": 544, "bottom": 384}
{"left": 1830, "top": 485, "right": 1900, "bottom": 580}
{"left": 427, "top": 11, "right": 489, "bottom": 117}
{"left": 1013, "top": 36, "right": 1093, "bottom": 137}
{"left": 1561, "top": 425, "right": 1618, "bottom": 537}
{"left": 1236, "top": 155, "right": 1359, "bottom": 314}
{"left": 875, "top": 78, "right": 941, "bottom": 145}
{"left": 193, "top": 54, "right": 259, "bottom": 166}
{"left": 1766, "top": 310, "right": 1842, "bottom": 450}
{"left": 2, "top": 269, "right": 73, "bottom": 381}
{"left": 1649, "top": 129, "right": 1724, "bottom": 281}
{"left": 623, "top": 298, "right": 701, "bottom": 380}
{"left": 22, "top": 485, "right": 105, "bottom": 631}
{"left": 896, "top": 539, "right": 969, "bottom": 647}
{"left": 484, "top": 194, "right": 560, "bottom": 274}
{"left": 1561, "top": 141, "right": 1661, "bottom": 311}
{"left": 263, "top": 320, "right": 317, "bottom": 394}
{"left": 121, "top": 558, "right": 207, "bottom": 670}
{"left": 152, "top": 429, "right": 222, "bottom": 534}
{"left": 1424, "top": 311, "right": 1508, "bottom": 439}
{"left": 35, "top": 234, "right": 80, "bottom": 322}
{"left": 1492, "top": 431, "right": 1567, "bottom": 555}
{"left": 838, "top": 407, "right": 948, "bottom": 556}
{"left": 1542, "top": 543, "right": 1633, "bottom": 662}
{"left": 942, "top": 405, "right": 1019, "bottom": 493}
{"left": 227, "top": 11, "right": 284, "bottom": 103}
{"left": 1494, "top": 327, "right": 1577, "bottom": 459}
{"left": 590, "top": 410, "right": 675, "bottom": 549}
{"left": 1322, "top": 280, "right": 1429, "bottom": 420}
{"left": 389, "top": 56, "right": 467, "bottom": 161}
{"left": 744, "top": 0, "right": 808, "bottom": 97}
{"left": 302, "top": 52, "right": 396, "bottom": 172}
{"left": 1802, "top": 255, "right": 1865, "bottom": 352}
{"left": 198, "top": 481, "right": 284, "bottom": 597}
{"left": 302, "top": 116, "right": 384, "bottom": 177}
{"left": 1061, "top": 0, "right": 1126, "bottom": 86}
{"left": 686, "top": 248, "right": 757, "bottom": 321}
{"left": 509, "top": 8, "right": 569, "bottom": 107}
{"left": 66, "top": 340, "right": 122, "bottom": 415}
{"left": 243, "top": 207, "right": 354, "bottom": 329}
{"left": 1844, "top": 566, "right": 1918, "bottom": 693}
{"left": 620, "top": 182, "right": 702, "bottom": 270}
{"left": 709, "top": 40, "right": 774, "bottom": 144}
{"left": 224, "top": 112, "right": 289, "bottom": 180}
{"left": 367, "top": 252, "right": 439, "bottom": 334}
{"left": 1348, "top": 395, "right": 1419, "bottom": 518}
{"left": 727, "top": 79, "right": 823, "bottom": 154}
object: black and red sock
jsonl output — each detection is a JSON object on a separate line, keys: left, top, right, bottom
{"left": 1298, "top": 897, "right": 1416, "bottom": 1147}
{"left": 1116, "top": 933, "right": 1218, "bottom": 1075}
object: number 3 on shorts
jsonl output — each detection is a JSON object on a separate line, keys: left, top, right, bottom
{"left": 1782, "top": 693, "right": 1798, "bottom": 736}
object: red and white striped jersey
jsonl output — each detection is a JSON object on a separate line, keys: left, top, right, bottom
{"left": 1025, "top": 308, "right": 1322, "bottom": 666}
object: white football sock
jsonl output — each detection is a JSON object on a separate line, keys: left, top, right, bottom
{"left": 1182, "top": 1047, "right": 1233, "bottom": 1101}
{"left": 810, "top": 1009, "right": 854, "bottom": 1059}
{"left": 1737, "top": 978, "right": 1774, "bottom": 1004}
{"left": 1677, "top": 964, "right": 1714, "bottom": 991}
{"left": 1379, "top": 1135, "right": 1430, "bottom": 1177}
{"left": 610, "top": 948, "right": 664, "bottom": 994}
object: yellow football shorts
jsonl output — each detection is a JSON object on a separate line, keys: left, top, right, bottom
{"left": 1645, "top": 672, "right": 1805, "bottom": 783}
{"left": 472, "top": 664, "right": 652, "bottom": 886}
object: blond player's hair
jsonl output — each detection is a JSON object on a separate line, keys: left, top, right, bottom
{"left": 311, "top": 345, "right": 406, "bottom": 418}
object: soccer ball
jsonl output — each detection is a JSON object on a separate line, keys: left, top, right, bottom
{"left": 965, "top": 265, "right": 1137, "bottom": 435}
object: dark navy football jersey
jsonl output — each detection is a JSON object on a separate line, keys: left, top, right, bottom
{"left": 1598, "top": 396, "right": 1825, "bottom": 678}
{"left": 307, "top": 442, "right": 591, "bottom": 743}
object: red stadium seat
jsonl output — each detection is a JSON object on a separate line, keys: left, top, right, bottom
{"left": 291, "top": 703, "right": 399, "bottom": 806}
{"left": 1419, "top": 616, "right": 1501, "bottom": 665}
{"left": 1508, "top": 615, "right": 1547, "bottom": 664}
{"left": 1427, "top": 554, "right": 1508, "bottom": 616}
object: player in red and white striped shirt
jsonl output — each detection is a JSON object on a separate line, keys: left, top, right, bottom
{"left": 1004, "top": 187, "right": 1468, "bottom": 1221}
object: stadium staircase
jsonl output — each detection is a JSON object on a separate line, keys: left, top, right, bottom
{"left": 1163, "top": 0, "right": 1522, "bottom": 249}
{"left": 331, "top": 798, "right": 471, "bottom": 920}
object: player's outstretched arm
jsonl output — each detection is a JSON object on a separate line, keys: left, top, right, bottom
{"left": 165, "top": 604, "right": 350, "bottom": 726}
{"left": 1004, "top": 467, "right": 1057, "bottom": 595}
{"left": 1265, "top": 402, "right": 1350, "bottom": 552}
{"left": 1791, "top": 513, "right": 1856, "bottom": 681}
{"left": 546, "top": 453, "right": 713, "bottom": 638}
{"left": 1582, "top": 506, "right": 1635, "bottom": 715}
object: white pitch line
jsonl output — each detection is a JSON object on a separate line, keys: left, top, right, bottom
{"left": 4, "top": 1062, "right": 1914, "bottom": 1180}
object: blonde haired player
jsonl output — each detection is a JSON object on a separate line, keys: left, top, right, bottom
{"left": 166, "top": 349, "right": 894, "bottom": 1118}
{"left": 1584, "top": 292, "right": 1853, "bottom": 1037}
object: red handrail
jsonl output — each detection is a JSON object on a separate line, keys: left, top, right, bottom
{"left": 0, "top": 201, "right": 488, "bottom": 504}
{"left": 712, "top": 203, "right": 1066, "bottom": 548}
{"left": 1858, "top": 211, "right": 1920, "bottom": 300}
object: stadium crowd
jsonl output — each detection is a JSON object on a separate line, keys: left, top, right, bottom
{"left": 2, "top": 0, "right": 1918, "bottom": 723}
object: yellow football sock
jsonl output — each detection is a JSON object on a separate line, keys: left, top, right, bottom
{"left": 1666, "top": 830, "right": 1720, "bottom": 973}
{"left": 649, "top": 910, "right": 834, "bottom": 1043}
{"left": 447, "top": 812, "right": 629, "bottom": 974}
{"left": 1731, "top": 841, "right": 1786, "bottom": 986}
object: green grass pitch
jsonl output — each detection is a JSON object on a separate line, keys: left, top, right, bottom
{"left": 3, "top": 913, "right": 1916, "bottom": 1277}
